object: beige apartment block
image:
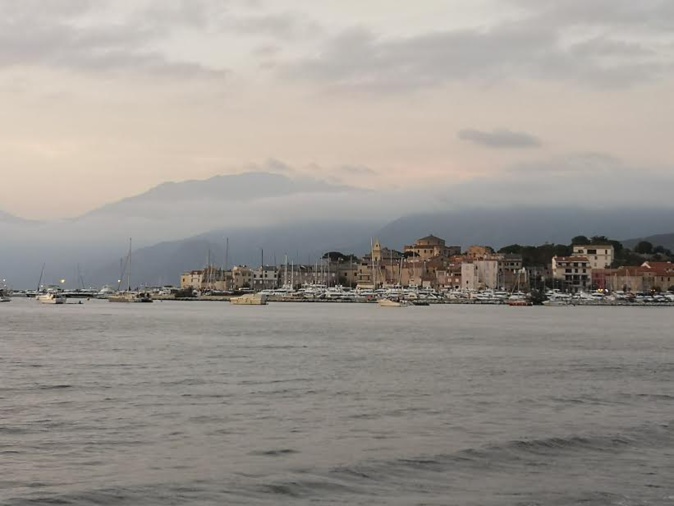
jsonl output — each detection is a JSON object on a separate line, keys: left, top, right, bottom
{"left": 572, "top": 244, "right": 614, "bottom": 269}
{"left": 552, "top": 255, "right": 591, "bottom": 291}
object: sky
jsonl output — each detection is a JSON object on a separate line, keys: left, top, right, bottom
{"left": 1, "top": 0, "right": 673, "bottom": 219}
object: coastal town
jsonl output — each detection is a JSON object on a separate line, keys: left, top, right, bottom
{"left": 3, "top": 234, "right": 674, "bottom": 306}
{"left": 172, "top": 234, "right": 674, "bottom": 305}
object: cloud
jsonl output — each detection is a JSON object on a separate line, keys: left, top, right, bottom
{"left": 336, "top": 164, "right": 378, "bottom": 176}
{"left": 430, "top": 152, "right": 674, "bottom": 209}
{"left": 458, "top": 129, "right": 542, "bottom": 149}
{"left": 0, "top": 0, "right": 229, "bottom": 79}
{"left": 243, "top": 158, "right": 296, "bottom": 174}
{"left": 281, "top": 1, "right": 674, "bottom": 92}
{"left": 225, "top": 13, "right": 322, "bottom": 40}
{"left": 506, "top": 152, "right": 621, "bottom": 174}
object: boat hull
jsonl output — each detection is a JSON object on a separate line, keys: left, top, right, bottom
{"left": 377, "top": 298, "right": 410, "bottom": 307}
{"left": 230, "top": 294, "right": 268, "bottom": 305}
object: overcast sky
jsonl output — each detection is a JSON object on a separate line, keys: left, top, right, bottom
{"left": 1, "top": 0, "right": 673, "bottom": 219}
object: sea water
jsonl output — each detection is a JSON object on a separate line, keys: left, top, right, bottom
{"left": 1, "top": 298, "right": 673, "bottom": 505}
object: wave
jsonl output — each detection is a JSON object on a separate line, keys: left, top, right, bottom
{"left": 5, "top": 422, "right": 672, "bottom": 505}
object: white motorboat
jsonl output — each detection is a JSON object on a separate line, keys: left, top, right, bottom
{"left": 36, "top": 292, "right": 66, "bottom": 304}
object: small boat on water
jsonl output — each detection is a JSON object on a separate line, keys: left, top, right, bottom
{"left": 108, "top": 291, "right": 153, "bottom": 303}
{"left": 230, "top": 293, "right": 268, "bottom": 305}
{"left": 36, "top": 291, "right": 66, "bottom": 305}
{"left": 507, "top": 298, "right": 533, "bottom": 307}
{"left": 377, "top": 297, "right": 411, "bottom": 307}
{"left": 411, "top": 300, "right": 430, "bottom": 306}
{"left": 0, "top": 290, "right": 10, "bottom": 303}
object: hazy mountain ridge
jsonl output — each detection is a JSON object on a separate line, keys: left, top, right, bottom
{"left": 1, "top": 172, "right": 384, "bottom": 288}
{"left": 3, "top": 171, "right": 674, "bottom": 289}
{"left": 87, "top": 220, "right": 380, "bottom": 287}
{"left": 84, "top": 207, "right": 674, "bottom": 288}
{"left": 0, "top": 209, "right": 38, "bottom": 225}
{"left": 82, "top": 172, "right": 358, "bottom": 218}
{"left": 375, "top": 208, "right": 674, "bottom": 250}
{"left": 623, "top": 233, "right": 674, "bottom": 252}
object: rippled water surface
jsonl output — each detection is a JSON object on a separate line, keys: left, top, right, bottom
{"left": 1, "top": 298, "right": 673, "bottom": 505}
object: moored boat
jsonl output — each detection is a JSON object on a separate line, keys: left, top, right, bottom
{"left": 36, "top": 292, "right": 66, "bottom": 304}
{"left": 108, "top": 291, "right": 153, "bottom": 303}
{"left": 377, "top": 297, "right": 411, "bottom": 307}
{"left": 109, "top": 239, "right": 153, "bottom": 303}
{"left": 507, "top": 298, "right": 533, "bottom": 307}
{"left": 230, "top": 293, "right": 268, "bottom": 305}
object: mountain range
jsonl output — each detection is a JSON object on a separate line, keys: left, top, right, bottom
{"left": 2, "top": 171, "right": 674, "bottom": 288}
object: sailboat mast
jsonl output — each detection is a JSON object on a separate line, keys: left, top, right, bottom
{"left": 37, "top": 263, "right": 46, "bottom": 292}
{"left": 127, "top": 238, "right": 132, "bottom": 291}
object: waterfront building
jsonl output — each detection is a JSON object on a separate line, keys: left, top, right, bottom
{"left": 231, "top": 266, "right": 253, "bottom": 290}
{"left": 573, "top": 244, "right": 614, "bottom": 269}
{"left": 181, "top": 270, "right": 204, "bottom": 291}
{"left": 461, "top": 259, "right": 500, "bottom": 290}
{"left": 252, "top": 266, "right": 279, "bottom": 291}
{"left": 593, "top": 261, "right": 674, "bottom": 293}
{"left": 334, "top": 262, "right": 359, "bottom": 288}
{"left": 180, "top": 267, "right": 230, "bottom": 292}
{"left": 435, "top": 260, "right": 463, "bottom": 290}
{"left": 552, "top": 255, "right": 591, "bottom": 292}
{"left": 499, "top": 254, "right": 524, "bottom": 291}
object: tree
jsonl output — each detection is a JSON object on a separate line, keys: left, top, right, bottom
{"left": 634, "top": 241, "right": 653, "bottom": 255}
{"left": 571, "top": 235, "right": 590, "bottom": 245}
{"left": 498, "top": 244, "right": 523, "bottom": 254}
{"left": 590, "top": 235, "right": 610, "bottom": 244}
{"left": 322, "top": 251, "right": 360, "bottom": 264}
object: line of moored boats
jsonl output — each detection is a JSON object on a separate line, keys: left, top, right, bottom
{"left": 2, "top": 285, "right": 674, "bottom": 307}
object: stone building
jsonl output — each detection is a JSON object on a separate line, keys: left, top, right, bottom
{"left": 404, "top": 235, "right": 461, "bottom": 261}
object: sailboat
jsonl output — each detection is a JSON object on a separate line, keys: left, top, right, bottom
{"left": 507, "top": 268, "right": 532, "bottom": 306}
{"left": 109, "top": 239, "right": 153, "bottom": 303}
{"left": 35, "top": 263, "right": 66, "bottom": 305}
